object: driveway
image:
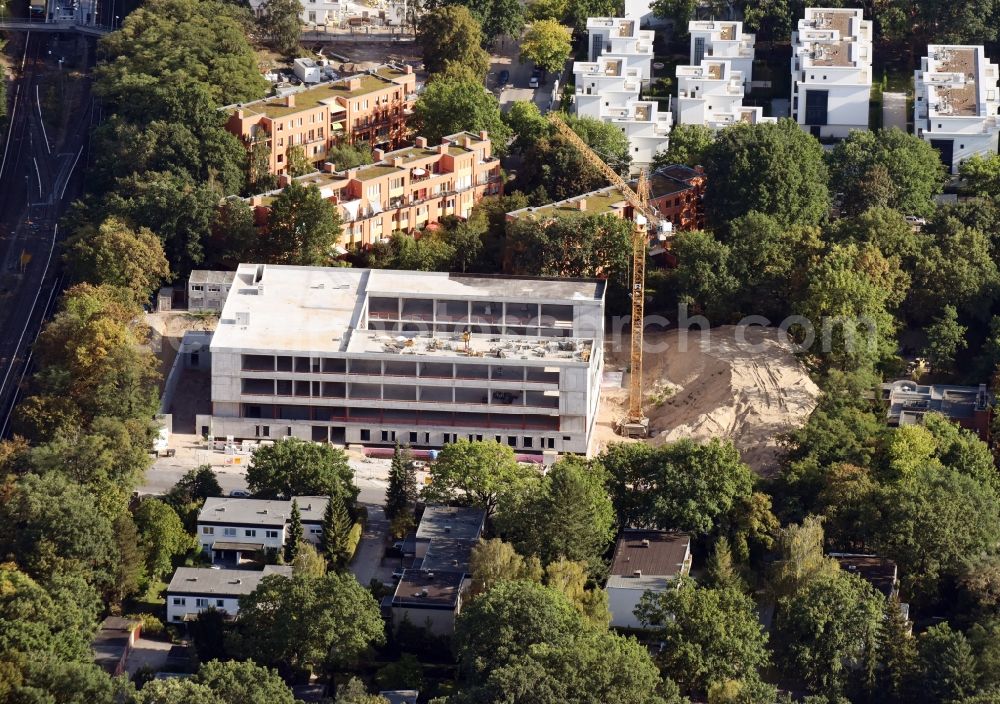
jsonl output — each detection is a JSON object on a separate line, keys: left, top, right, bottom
{"left": 882, "top": 91, "right": 907, "bottom": 131}
{"left": 491, "top": 38, "right": 552, "bottom": 112}
{"left": 350, "top": 503, "right": 396, "bottom": 587}
{"left": 126, "top": 638, "right": 174, "bottom": 676}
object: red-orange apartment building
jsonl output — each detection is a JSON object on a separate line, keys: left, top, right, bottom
{"left": 224, "top": 64, "right": 418, "bottom": 177}
{"left": 247, "top": 131, "right": 502, "bottom": 249}
{"left": 505, "top": 165, "right": 706, "bottom": 231}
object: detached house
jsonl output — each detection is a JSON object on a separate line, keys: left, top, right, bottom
{"left": 606, "top": 530, "right": 691, "bottom": 630}
{"left": 688, "top": 20, "right": 756, "bottom": 88}
{"left": 196, "top": 496, "right": 328, "bottom": 563}
{"left": 166, "top": 565, "right": 293, "bottom": 622}
{"left": 675, "top": 59, "right": 775, "bottom": 130}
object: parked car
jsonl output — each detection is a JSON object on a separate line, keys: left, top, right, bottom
{"left": 498, "top": 69, "right": 510, "bottom": 87}
{"left": 528, "top": 72, "right": 540, "bottom": 88}
{"left": 229, "top": 489, "right": 251, "bottom": 498}
{"left": 412, "top": 460, "right": 427, "bottom": 469}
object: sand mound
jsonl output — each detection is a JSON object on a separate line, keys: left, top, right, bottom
{"left": 594, "top": 326, "right": 820, "bottom": 476}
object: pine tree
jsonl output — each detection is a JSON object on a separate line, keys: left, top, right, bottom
{"left": 321, "top": 494, "right": 353, "bottom": 570}
{"left": 285, "top": 499, "right": 303, "bottom": 563}
{"left": 385, "top": 444, "right": 418, "bottom": 519}
{"left": 705, "top": 537, "right": 744, "bottom": 592}
{"left": 878, "top": 595, "right": 916, "bottom": 703}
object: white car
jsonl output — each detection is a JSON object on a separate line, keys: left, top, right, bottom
{"left": 528, "top": 74, "right": 540, "bottom": 89}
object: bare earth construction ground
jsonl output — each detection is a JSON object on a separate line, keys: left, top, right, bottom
{"left": 594, "top": 326, "right": 820, "bottom": 476}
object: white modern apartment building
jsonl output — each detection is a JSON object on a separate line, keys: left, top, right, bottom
{"left": 249, "top": 0, "right": 344, "bottom": 27}
{"left": 166, "top": 565, "right": 293, "bottom": 623}
{"left": 914, "top": 45, "right": 1000, "bottom": 173}
{"left": 574, "top": 55, "right": 644, "bottom": 121}
{"left": 196, "top": 496, "right": 329, "bottom": 563}
{"left": 586, "top": 17, "right": 654, "bottom": 81}
{"left": 574, "top": 23, "right": 664, "bottom": 166}
{"left": 198, "top": 265, "right": 606, "bottom": 455}
{"left": 688, "top": 20, "right": 756, "bottom": 87}
{"left": 790, "top": 7, "right": 873, "bottom": 138}
{"left": 675, "top": 60, "right": 776, "bottom": 129}
{"left": 607, "top": 99, "right": 673, "bottom": 164}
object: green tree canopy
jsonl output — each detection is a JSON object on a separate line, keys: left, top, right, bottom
{"left": 17, "top": 285, "right": 159, "bottom": 440}
{"left": 0, "top": 565, "right": 101, "bottom": 663}
{"left": 423, "top": 440, "right": 538, "bottom": 519}
{"left": 469, "top": 537, "right": 544, "bottom": 594}
{"left": 598, "top": 440, "right": 765, "bottom": 551}
{"left": 828, "top": 128, "right": 946, "bottom": 217}
{"left": 504, "top": 214, "right": 632, "bottom": 280}
{"left": 96, "top": 0, "right": 267, "bottom": 118}
{"left": 265, "top": 181, "right": 344, "bottom": 265}
{"left": 913, "top": 623, "right": 979, "bottom": 704}
{"left": 922, "top": 304, "right": 968, "bottom": 371}
{"left": 258, "top": 0, "right": 302, "bottom": 56}
{"left": 774, "top": 569, "right": 884, "bottom": 698}
{"left": 519, "top": 20, "right": 572, "bottom": 74}
{"left": 385, "top": 444, "right": 419, "bottom": 520}
{"left": 194, "top": 658, "right": 296, "bottom": 704}
{"left": 413, "top": 77, "right": 512, "bottom": 154}
{"left": 467, "top": 0, "right": 526, "bottom": 43}
{"left": 704, "top": 119, "right": 829, "bottom": 231}
{"left": 496, "top": 456, "right": 615, "bottom": 571}
{"left": 652, "top": 123, "right": 713, "bottom": 169}
{"left": 133, "top": 498, "right": 194, "bottom": 581}
{"left": 959, "top": 153, "right": 1000, "bottom": 196}
{"left": 247, "top": 439, "right": 357, "bottom": 501}
{"left": 418, "top": 6, "right": 491, "bottom": 79}
{"left": 454, "top": 579, "right": 585, "bottom": 677}
{"left": 637, "top": 577, "right": 771, "bottom": 697}
{"left": 1, "top": 472, "right": 118, "bottom": 593}
{"left": 63, "top": 217, "right": 170, "bottom": 303}
{"left": 231, "top": 572, "right": 385, "bottom": 672}
{"left": 874, "top": 465, "right": 1000, "bottom": 604}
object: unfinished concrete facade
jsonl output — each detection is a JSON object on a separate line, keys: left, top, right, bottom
{"left": 198, "top": 265, "right": 606, "bottom": 455}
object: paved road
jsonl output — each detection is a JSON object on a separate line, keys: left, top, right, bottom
{"left": 491, "top": 38, "right": 552, "bottom": 113}
{"left": 0, "top": 32, "right": 95, "bottom": 437}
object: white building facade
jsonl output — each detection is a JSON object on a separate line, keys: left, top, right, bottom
{"left": 199, "top": 265, "right": 606, "bottom": 455}
{"left": 166, "top": 566, "right": 292, "bottom": 622}
{"left": 790, "top": 7, "right": 873, "bottom": 139}
{"left": 196, "top": 496, "right": 328, "bottom": 562}
{"left": 914, "top": 45, "right": 1000, "bottom": 173}
{"left": 675, "top": 60, "right": 776, "bottom": 129}
{"left": 586, "top": 17, "right": 654, "bottom": 81}
{"left": 574, "top": 19, "right": 665, "bottom": 166}
{"left": 688, "top": 20, "right": 756, "bottom": 87}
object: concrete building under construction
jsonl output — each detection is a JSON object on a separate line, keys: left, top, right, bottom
{"left": 197, "top": 264, "right": 606, "bottom": 455}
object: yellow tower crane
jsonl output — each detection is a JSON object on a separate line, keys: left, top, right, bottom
{"left": 546, "top": 113, "right": 670, "bottom": 437}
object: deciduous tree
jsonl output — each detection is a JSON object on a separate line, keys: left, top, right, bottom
{"left": 519, "top": 20, "right": 572, "bottom": 74}
{"left": 652, "top": 123, "right": 713, "bottom": 169}
{"left": 247, "top": 438, "right": 357, "bottom": 500}
{"left": 413, "top": 77, "right": 512, "bottom": 154}
{"left": 133, "top": 498, "right": 194, "bottom": 581}
{"left": 423, "top": 440, "right": 537, "bottom": 520}
{"left": 231, "top": 572, "right": 385, "bottom": 671}
{"left": 637, "top": 578, "right": 770, "bottom": 696}
{"left": 418, "top": 6, "right": 491, "bottom": 79}
{"left": 923, "top": 304, "right": 967, "bottom": 371}
{"left": 704, "top": 119, "right": 829, "bottom": 231}
{"left": 63, "top": 217, "right": 170, "bottom": 303}
{"left": 265, "top": 181, "right": 344, "bottom": 265}
{"left": 497, "top": 457, "right": 615, "bottom": 572}
{"left": 774, "top": 570, "right": 884, "bottom": 698}
{"left": 828, "top": 128, "right": 946, "bottom": 217}
{"left": 469, "top": 538, "right": 544, "bottom": 594}
{"left": 194, "top": 658, "right": 296, "bottom": 704}
{"left": 259, "top": 0, "right": 302, "bottom": 56}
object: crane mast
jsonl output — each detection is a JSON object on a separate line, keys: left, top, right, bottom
{"left": 546, "top": 114, "right": 652, "bottom": 436}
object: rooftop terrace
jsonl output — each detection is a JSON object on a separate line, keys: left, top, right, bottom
{"left": 924, "top": 46, "right": 981, "bottom": 117}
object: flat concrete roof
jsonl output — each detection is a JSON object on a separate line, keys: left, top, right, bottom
{"left": 190, "top": 270, "right": 237, "bottom": 285}
{"left": 166, "top": 565, "right": 292, "bottom": 597}
{"left": 199, "top": 495, "right": 329, "bottom": 525}
{"left": 212, "top": 265, "right": 604, "bottom": 355}
{"left": 921, "top": 45, "right": 988, "bottom": 117}
{"left": 392, "top": 569, "right": 465, "bottom": 607}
